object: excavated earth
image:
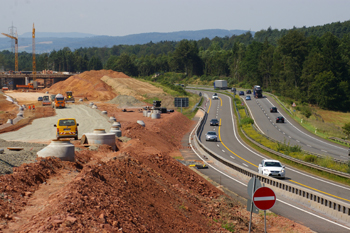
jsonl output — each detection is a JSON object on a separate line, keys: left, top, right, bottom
{"left": 0, "top": 70, "right": 314, "bottom": 232}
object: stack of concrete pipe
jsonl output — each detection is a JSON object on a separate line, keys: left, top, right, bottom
{"left": 110, "top": 125, "right": 122, "bottom": 137}
{"left": 37, "top": 139, "right": 75, "bottom": 161}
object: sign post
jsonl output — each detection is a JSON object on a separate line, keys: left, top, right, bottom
{"left": 247, "top": 177, "right": 261, "bottom": 232}
{"left": 253, "top": 187, "right": 276, "bottom": 233}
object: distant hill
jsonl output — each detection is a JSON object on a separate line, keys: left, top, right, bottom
{"left": 0, "top": 29, "right": 251, "bottom": 53}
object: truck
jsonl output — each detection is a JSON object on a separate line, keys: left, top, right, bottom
{"left": 16, "top": 83, "right": 34, "bottom": 89}
{"left": 214, "top": 80, "right": 228, "bottom": 90}
{"left": 42, "top": 95, "right": 51, "bottom": 106}
{"left": 52, "top": 93, "right": 65, "bottom": 109}
{"left": 253, "top": 85, "right": 263, "bottom": 98}
{"left": 65, "top": 91, "right": 75, "bottom": 103}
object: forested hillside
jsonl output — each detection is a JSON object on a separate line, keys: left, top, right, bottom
{"left": 1, "top": 20, "right": 350, "bottom": 111}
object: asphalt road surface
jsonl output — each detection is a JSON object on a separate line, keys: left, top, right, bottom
{"left": 195, "top": 91, "right": 350, "bottom": 232}
{"left": 0, "top": 104, "right": 112, "bottom": 142}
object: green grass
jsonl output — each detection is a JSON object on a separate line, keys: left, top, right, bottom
{"left": 224, "top": 92, "right": 350, "bottom": 186}
{"left": 265, "top": 93, "right": 349, "bottom": 145}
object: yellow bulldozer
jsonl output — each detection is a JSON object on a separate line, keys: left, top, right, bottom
{"left": 65, "top": 91, "right": 75, "bottom": 103}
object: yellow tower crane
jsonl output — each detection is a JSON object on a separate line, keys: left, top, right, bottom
{"left": 1, "top": 32, "right": 18, "bottom": 72}
{"left": 32, "top": 23, "right": 36, "bottom": 81}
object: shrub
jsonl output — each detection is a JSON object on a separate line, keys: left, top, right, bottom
{"left": 240, "top": 117, "right": 254, "bottom": 125}
{"left": 304, "top": 154, "right": 318, "bottom": 163}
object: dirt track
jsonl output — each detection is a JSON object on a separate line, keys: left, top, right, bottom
{"left": 0, "top": 104, "right": 112, "bottom": 142}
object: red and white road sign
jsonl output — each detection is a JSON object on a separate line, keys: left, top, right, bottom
{"left": 253, "top": 187, "right": 276, "bottom": 210}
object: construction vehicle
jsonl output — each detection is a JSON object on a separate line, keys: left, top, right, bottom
{"left": 65, "top": 91, "right": 75, "bottom": 103}
{"left": 42, "top": 95, "right": 51, "bottom": 106}
{"left": 16, "top": 83, "right": 34, "bottom": 89}
{"left": 52, "top": 93, "right": 65, "bottom": 109}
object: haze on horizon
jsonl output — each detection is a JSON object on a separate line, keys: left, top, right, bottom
{"left": 1, "top": 0, "right": 349, "bottom": 38}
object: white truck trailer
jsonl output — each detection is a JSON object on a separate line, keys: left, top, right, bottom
{"left": 214, "top": 80, "right": 228, "bottom": 90}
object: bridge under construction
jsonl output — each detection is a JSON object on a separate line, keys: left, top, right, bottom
{"left": 0, "top": 73, "right": 72, "bottom": 90}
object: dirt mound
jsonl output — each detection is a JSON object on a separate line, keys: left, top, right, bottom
{"left": 0, "top": 93, "right": 18, "bottom": 126}
{"left": 108, "top": 95, "right": 145, "bottom": 108}
{"left": 46, "top": 70, "right": 126, "bottom": 101}
{"left": 101, "top": 75, "right": 164, "bottom": 100}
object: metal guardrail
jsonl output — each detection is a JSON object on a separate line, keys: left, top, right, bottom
{"left": 250, "top": 124, "right": 348, "bottom": 165}
{"left": 191, "top": 97, "right": 203, "bottom": 112}
{"left": 194, "top": 110, "right": 350, "bottom": 223}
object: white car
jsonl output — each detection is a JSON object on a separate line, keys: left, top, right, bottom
{"left": 212, "top": 93, "right": 218, "bottom": 100}
{"left": 258, "top": 159, "right": 285, "bottom": 179}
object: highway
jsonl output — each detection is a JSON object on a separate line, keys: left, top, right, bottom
{"left": 193, "top": 90, "right": 350, "bottom": 232}
{"left": 242, "top": 91, "right": 349, "bottom": 161}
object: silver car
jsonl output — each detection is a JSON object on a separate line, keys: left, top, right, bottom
{"left": 205, "top": 131, "right": 218, "bottom": 141}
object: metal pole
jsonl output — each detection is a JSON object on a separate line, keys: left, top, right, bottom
{"left": 248, "top": 177, "right": 256, "bottom": 233}
{"left": 264, "top": 210, "right": 267, "bottom": 233}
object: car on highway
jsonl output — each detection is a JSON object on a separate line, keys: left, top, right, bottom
{"left": 270, "top": 107, "right": 278, "bottom": 113}
{"left": 245, "top": 96, "right": 251, "bottom": 101}
{"left": 276, "top": 116, "right": 285, "bottom": 123}
{"left": 210, "top": 119, "right": 219, "bottom": 126}
{"left": 258, "top": 159, "right": 285, "bottom": 179}
{"left": 54, "top": 118, "right": 79, "bottom": 140}
{"left": 239, "top": 91, "right": 244, "bottom": 96}
{"left": 37, "top": 96, "right": 43, "bottom": 101}
{"left": 205, "top": 131, "right": 218, "bottom": 141}
{"left": 212, "top": 93, "right": 219, "bottom": 100}
{"left": 246, "top": 90, "right": 251, "bottom": 94}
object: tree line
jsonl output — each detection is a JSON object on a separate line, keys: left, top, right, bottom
{"left": 1, "top": 21, "right": 350, "bottom": 111}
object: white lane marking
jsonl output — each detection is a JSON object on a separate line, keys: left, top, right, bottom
{"left": 307, "top": 145, "right": 312, "bottom": 147}
{"left": 229, "top": 95, "right": 350, "bottom": 192}
{"left": 288, "top": 136, "right": 291, "bottom": 138}
{"left": 321, "top": 150, "right": 327, "bottom": 153}
{"left": 243, "top": 163, "right": 248, "bottom": 167}
{"left": 217, "top": 144, "right": 220, "bottom": 147}
{"left": 296, "top": 140, "right": 300, "bottom": 142}
{"left": 283, "top": 132, "right": 285, "bottom": 134}
{"left": 265, "top": 97, "right": 347, "bottom": 152}
{"left": 222, "top": 150, "right": 225, "bottom": 153}
{"left": 230, "top": 156, "right": 235, "bottom": 159}
{"left": 194, "top": 95, "right": 350, "bottom": 230}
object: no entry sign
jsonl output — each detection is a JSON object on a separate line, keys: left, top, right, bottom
{"left": 253, "top": 187, "right": 276, "bottom": 210}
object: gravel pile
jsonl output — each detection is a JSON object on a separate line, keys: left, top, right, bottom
{"left": 108, "top": 95, "right": 145, "bottom": 108}
{"left": 0, "top": 139, "right": 47, "bottom": 175}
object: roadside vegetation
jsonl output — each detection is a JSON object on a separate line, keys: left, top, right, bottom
{"left": 229, "top": 93, "right": 350, "bottom": 185}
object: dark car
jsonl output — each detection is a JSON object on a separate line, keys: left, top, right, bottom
{"left": 246, "top": 90, "right": 252, "bottom": 94}
{"left": 276, "top": 116, "right": 284, "bottom": 123}
{"left": 245, "top": 96, "right": 251, "bottom": 100}
{"left": 239, "top": 91, "right": 244, "bottom": 96}
{"left": 38, "top": 96, "right": 43, "bottom": 101}
{"left": 270, "top": 107, "right": 278, "bottom": 113}
{"left": 210, "top": 119, "right": 219, "bottom": 126}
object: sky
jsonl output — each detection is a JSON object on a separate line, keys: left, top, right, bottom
{"left": 1, "top": 0, "right": 350, "bottom": 38}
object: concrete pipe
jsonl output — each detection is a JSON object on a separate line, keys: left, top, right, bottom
{"left": 79, "top": 99, "right": 83, "bottom": 102}
{"left": 112, "top": 122, "right": 121, "bottom": 128}
{"left": 89, "top": 102, "right": 94, "bottom": 106}
{"left": 0, "top": 148, "right": 4, "bottom": 154}
{"left": 6, "top": 119, "right": 13, "bottom": 124}
{"left": 137, "top": 120, "right": 145, "bottom": 127}
{"left": 17, "top": 112, "right": 23, "bottom": 117}
{"left": 151, "top": 112, "right": 160, "bottom": 119}
{"left": 92, "top": 105, "right": 98, "bottom": 109}
{"left": 147, "top": 112, "right": 152, "bottom": 117}
{"left": 110, "top": 127, "right": 122, "bottom": 137}
{"left": 102, "top": 111, "right": 107, "bottom": 114}
{"left": 85, "top": 129, "right": 116, "bottom": 151}
{"left": 37, "top": 139, "right": 75, "bottom": 161}
{"left": 19, "top": 106, "right": 24, "bottom": 111}
{"left": 109, "top": 116, "right": 116, "bottom": 122}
